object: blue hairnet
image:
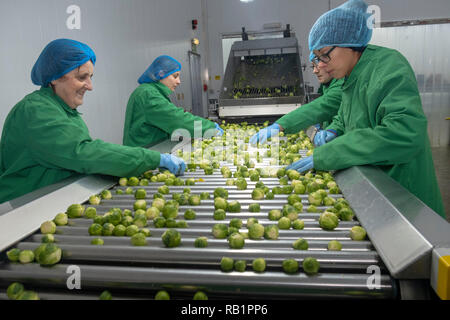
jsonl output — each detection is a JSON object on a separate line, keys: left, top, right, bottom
{"left": 309, "top": 0, "right": 373, "bottom": 61}
{"left": 138, "top": 55, "right": 182, "bottom": 84}
{"left": 31, "top": 39, "right": 96, "bottom": 87}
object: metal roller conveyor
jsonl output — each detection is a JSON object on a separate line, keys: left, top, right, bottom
{"left": 0, "top": 138, "right": 449, "bottom": 300}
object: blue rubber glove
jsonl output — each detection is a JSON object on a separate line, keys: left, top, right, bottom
{"left": 313, "top": 129, "right": 337, "bottom": 147}
{"left": 159, "top": 154, "right": 186, "bottom": 176}
{"left": 249, "top": 123, "right": 280, "bottom": 145}
{"left": 285, "top": 155, "right": 314, "bottom": 173}
{"left": 214, "top": 123, "right": 224, "bottom": 137}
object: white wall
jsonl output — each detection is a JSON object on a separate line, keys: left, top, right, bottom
{"left": 204, "top": 0, "right": 450, "bottom": 98}
{"left": 0, "top": 0, "right": 204, "bottom": 144}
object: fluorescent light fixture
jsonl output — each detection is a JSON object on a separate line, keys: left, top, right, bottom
{"left": 240, "top": 0, "right": 254, "bottom": 3}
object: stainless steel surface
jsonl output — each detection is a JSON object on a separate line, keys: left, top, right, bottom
{"left": 218, "top": 104, "right": 300, "bottom": 118}
{"left": 335, "top": 165, "right": 450, "bottom": 279}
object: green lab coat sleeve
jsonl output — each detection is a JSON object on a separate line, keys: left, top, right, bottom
{"left": 25, "top": 102, "right": 161, "bottom": 178}
{"left": 276, "top": 78, "right": 343, "bottom": 134}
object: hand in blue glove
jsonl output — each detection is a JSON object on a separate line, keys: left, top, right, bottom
{"left": 285, "top": 155, "right": 314, "bottom": 173}
{"left": 313, "top": 129, "right": 337, "bottom": 147}
{"left": 159, "top": 154, "right": 186, "bottom": 176}
{"left": 214, "top": 123, "right": 224, "bottom": 137}
{"left": 249, "top": 123, "right": 280, "bottom": 145}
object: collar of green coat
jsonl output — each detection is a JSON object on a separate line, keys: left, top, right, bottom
{"left": 39, "top": 86, "right": 82, "bottom": 115}
{"left": 153, "top": 81, "right": 173, "bottom": 98}
{"left": 342, "top": 45, "right": 376, "bottom": 90}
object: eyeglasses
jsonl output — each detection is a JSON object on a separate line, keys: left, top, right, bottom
{"left": 312, "top": 46, "right": 336, "bottom": 65}
{"left": 310, "top": 62, "right": 318, "bottom": 70}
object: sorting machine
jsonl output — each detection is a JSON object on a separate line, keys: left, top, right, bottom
{"left": 218, "top": 32, "right": 305, "bottom": 121}
{"left": 0, "top": 138, "right": 449, "bottom": 300}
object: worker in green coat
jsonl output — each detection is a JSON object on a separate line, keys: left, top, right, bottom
{"left": 287, "top": 0, "right": 445, "bottom": 217}
{"left": 123, "top": 55, "right": 222, "bottom": 148}
{"left": 0, "top": 39, "right": 185, "bottom": 204}
{"left": 249, "top": 62, "right": 344, "bottom": 145}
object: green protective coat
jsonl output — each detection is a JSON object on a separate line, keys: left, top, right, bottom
{"left": 0, "top": 87, "right": 161, "bottom": 204}
{"left": 123, "top": 82, "right": 216, "bottom": 147}
{"left": 276, "top": 78, "right": 344, "bottom": 133}
{"left": 314, "top": 45, "right": 444, "bottom": 217}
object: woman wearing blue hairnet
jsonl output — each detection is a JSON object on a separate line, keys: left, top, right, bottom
{"left": 286, "top": 0, "right": 444, "bottom": 217}
{"left": 123, "top": 55, "right": 223, "bottom": 148}
{"left": 0, "top": 39, "right": 185, "bottom": 204}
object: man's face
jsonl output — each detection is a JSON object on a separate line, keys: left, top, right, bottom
{"left": 160, "top": 71, "right": 181, "bottom": 91}
{"left": 313, "top": 46, "right": 355, "bottom": 79}
{"left": 51, "top": 61, "right": 94, "bottom": 109}
{"left": 312, "top": 63, "right": 333, "bottom": 84}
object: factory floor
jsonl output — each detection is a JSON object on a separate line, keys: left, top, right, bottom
{"left": 431, "top": 147, "right": 450, "bottom": 222}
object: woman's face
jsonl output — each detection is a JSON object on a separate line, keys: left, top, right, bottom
{"left": 313, "top": 46, "right": 360, "bottom": 79}
{"left": 51, "top": 61, "right": 94, "bottom": 109}
{"left": 160, "top": 71, "right": 181, "bottom": 91}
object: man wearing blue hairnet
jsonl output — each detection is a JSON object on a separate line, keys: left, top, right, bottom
{"left": 123, "top": 55, "right": 223, "bottom": 148}
{"left": 286, "top": 0, "right": 444, "bottom": 217}
{"left": 0, "top": 39, "right": 185, "bottom": 204}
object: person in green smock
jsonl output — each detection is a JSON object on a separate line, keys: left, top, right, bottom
{"left": 286, "top": 0, "right": 445, "bottom": 217}
{"left": 249, "top": 61, "right": 344, "bottom": 145}
{"left": 0, "top": 39, "right": 185, "bottom": 204}
{"left": 123, "top": 55, "right": 223, "bottom": 148}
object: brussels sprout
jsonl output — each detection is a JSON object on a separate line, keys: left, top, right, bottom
{"left": 139, "top": 228, "right": 151, "bottom": 237}
{"left": 282, "top": 185, "right": 294, "bottom": 194}
{"left": 268, "top": 209, "right": 282, "bottom": 221}
{"left": 229, "top": 218, "right": 243, "bottom": 229}
{"left": 134, "top": 188, "right": 147, "bottom": 199}
{"left": 7, "top": 248, "right": 21, "bottom": 262}
{"left": 155, "top": 290, "right": 170, "bottom": 300}
{"left": 265, "top": 191, "right": 275, "bottom": 200}
{"left": 84, "top": 207, "right": 97, "bottom": 219}
{"left": 334, "top": 198, "right": 350, "bottom": 210}
{"left": 306, "top": 182, "right": 320, "bottom": 194}
{"left": 91, "top": 238, "right": 104, "bottom": 245}
{"left": 145, "top": 207, "right": 160, "bottom": 220}
{"left": 194, "top": 236, "right": 208, "bottom": 248}
{"left": 119, "top": 177, "right": 128, "bottom": 186}
{"left": 252, "top": 258, "right": 266, "bottom": 273}
{"left": 322, "top": 196, "right": 336, "bottom": 207}
{"left": 235, "top": 178, "right": 247, "bottom": 190}
{"left": 185, "top": 178, "right": 196, "bottom": 186}
{"left": 214, "top": 197, "right": 228, "bottom": 210}
{"left": 287, "top": 194, "right": 302, "bottom": 206}
{"left": 131, "top": 233, "right": 147, "bottom": 246}
{"left": 124, "top": 187, "right": 133, "bottom": 195}
{"left": 152, "top": 198, "right": 166, "bottom": 211}
{"left": 183, "top": 209, "right": 196, "bottom": 220}
{"left": 7, "top": 282, "right": 24, "bottom": 300}
{"left": 120, "top": 215, "right": 133, "bottom": 227}
{"left": 40, "top": 234, "right": 54, "bottom": 243}
{"left": 248, "top": 203, "right": 261, "bottom": 213}
{"left": 203, "top": 166, "right": 214, "bottom": 175}
{"left": 101, "top": 190, "right": 112, "bottom": 200}
{"left": 282, "top": 204, "right": 299, "bottom": 221}
{"left": 249, "top": 171, "right": 260, "bottom": 182}
{"left": 153, "top": 217, "right": 166, "bottom": 228}
{"left": 279, "top": 177, "right": 289, "bottom": 186}
{"left": 17, "top": 291, "right": 40, "bottom": 300}
{"left": 248, "top": 223, "right": 265, "bottom": 240}
{"left": 339, "top": 208, "right": 354, "bottom": 221}
{"left": 228, "top": 233, "right": 245, "bottom": 249}
{"left": 350, "top": 226, "right": 367, "bottom": 241}
{"left": 107, "top": 210, "right": 122, "bottom": 226}
{"left": 162, "top": 204, "right": 178, "bottom": 219}
{"left": 164, "top": 178, "right": 174, "bottom": 186}
{"left": 40, "top": 220, "right": 56, "bottom": 234}
{"left": 276, "top": 168, "right": 286, "bottom": 178}
{"left": 303, "top": 257, "right": 320, "bottom": 275}
{"left": 162, "top": 229, "right": 181, "bottom": 248}
{"left": 35, "top": 243, "right": 62, "bottom": 266}
{"left": 308, "top": 192, "right": 323, "bottom": 206}
{"left": 283, "top": 259, "right": 299, "bottom": 274}
{"left": 307, "top": 205, "right": 319, "bottom": 213}
{"left": 89, "top": 195, "right": 101, "bottom": 205}
{"left": 328, "top": 185, "right": 340, "bottom": 194}
{"left": 19, "top": 250, "right": 35, "bottom": 264}
{"left": 183, "top": 187, "right": 191, "bottom": 194}
{"left": 133, "top": 200, "right": 147, "bottom": 211}
{"left": 193, "top": 291, "right": 208, "bottom": 300}
{"left": 188, "top": 195, "right": 201, "bottom": 206}
{"left": 278, "top": 217, "right": 291, "bottom": 230}
{"left": 234, "top": 260, "right": 247, "bottom": 272}
{"left": 294, "top": 183, "right": 306, "bottom": 194}
{"left": 213, "top": 209, "right": 226, "bottom": 220}
{"left": 221, "top": 257, "right": 234, "bottom": 272}
{"left": 319, "top": 212, "right": 339, "bottom": 230}
{"left": 125, "top": 225, "right": 139, "bottom": 237}
{"left": 200, "top": 192, "right": 210, "bottom": 200}
{"left": 99, "top": 290, "right": 112, "bottom": 300}
{"left": 89, "top": 223, "right": 103, "bottom": 236}
{"left": 227, "top": 200, "right": 241, "bottom": 213}
{"left": 156, "top": 185, "right": 169, "bottom": 195}
{"left": 212, "top": 224, "right": 228, "bottom": 239}
{"left": 111, "top": 225, "right": 125, "bottom": 237}
{"left": 328, "top": 240, "right": 342, "bottom": 251}
{"left": 176, "top": 220, "right": 189, "bottom": 228}
{"left": 292, "top": 219, "right": 305, "bottom": 230}
{"left": 128, "top": 176, "right": 140, "bottom": 186}
{"left": 251, "top": 188, "right": 265, "bottom": 200}
{"left": 246, "top": 218, "right": 259, "bottom": 228}
{"left": 52, "top": 213, "right": 68, "bottom": 227}
{"left": 272, "top": 186, "right": 283, "bottom": 195}
{"left": 292, "top": 238, "right": 309, "bottom": 250}
{"left": 264, "top": 225, "right": 279, "bottom": 240}
{"left": 287, "top": 170, "right": 301, "bottom": 181}
{"left": 66, "top": 204, "right": 85, "bottom": 218}
{"left": 133, "top": 214, "right": 148, "bottom": 228}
